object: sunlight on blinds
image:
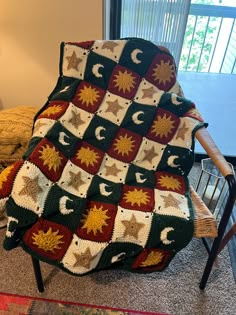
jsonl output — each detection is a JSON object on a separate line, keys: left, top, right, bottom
{"left": 120, "top": 0, "right": 191, "bottom": 66}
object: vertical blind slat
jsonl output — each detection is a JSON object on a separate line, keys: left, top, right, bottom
{"left": 120, "top": 0, "right": 191, "bottom": 66}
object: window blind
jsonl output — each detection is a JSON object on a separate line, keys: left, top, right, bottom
{"left": 120, "top": 0, "right": 191, "bottom": 66}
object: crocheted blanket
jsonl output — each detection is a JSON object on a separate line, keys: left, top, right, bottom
{"left": 0, "top": 38, "right": 205, "bottom": 275}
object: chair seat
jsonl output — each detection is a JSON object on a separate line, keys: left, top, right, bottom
{"left": 191, "top": 186, "right": 218, "bottom": 238}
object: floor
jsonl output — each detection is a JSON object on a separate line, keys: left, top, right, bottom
{"left": 178, "top": 71, "right": 236, "bottom": 159}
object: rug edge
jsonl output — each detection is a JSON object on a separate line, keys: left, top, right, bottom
{"left": 0, "top": 291, "right": 170, "bottom": 315}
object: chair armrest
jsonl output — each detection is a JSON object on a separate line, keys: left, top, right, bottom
{"left": 195, "top": 127, "right": 234, "bottom": 178}
{"left": 196, "top": 127, "right": 236, "bottom": 259}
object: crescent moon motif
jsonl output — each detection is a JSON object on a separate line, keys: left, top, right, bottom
{"left": 92, "top": 63, "right": 104, "bottom": 78}
{"left": 60, "top": 85, "right": 69, "bottom": 93}
{"left": 6, "top": 216, "right": 18, "bottom": 238}
{"left": 95, "top": 126, "right": 106, "bottom": 141}
{"left": 99, "top": 183, "right": 112, "bottom": 196}
{"left": 59, "top": 196, "right": 74, "bottom": 215}
{"left": 171, "top": 94, "right": 183, "bottom": 105}
{"left": 135, "top": 172, "right": 147, "bottom": 183}
{"left": 160, "top": 227, "right": 175, "bottom": 245}
{"left": 167, "top": 155, "right": 180, "bottom": 168}
{"left": 132, "top": 111, "right": 144, "bottom": 125}
{"left": 111, "top": 252, "right": 126, "bottom": 263}
{"left": 59, "top": 132, "right": 70, "bottom": 146}
{"left": 131, "top": 49, "right": 143, "bottom": 64}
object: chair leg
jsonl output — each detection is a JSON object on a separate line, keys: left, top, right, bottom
{"left": 199, "top": 234, "right": 223, "bottom": 289}
{"left": 31, "top": 256, "right": 44, "bottom": 292}
{"left": 199, "top": 178, "right": 236, "bottom": 290}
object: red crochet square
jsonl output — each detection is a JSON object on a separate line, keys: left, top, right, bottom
{"left": 108, "top": 128, "right": 142, "bottom": 163}
{"left": 70, "top": 141, "right": 104, "bottom": 175}
{"left": 67, "top": 41, "right": 95, "bottom": 49}
{"left": 23, "top": 218, "right": 73, "bottom": 261}
{"left": 108, "top": 65, "right": 141, "bottom": 99}
{"left": 76, "top": 201, "right": 117, "bottom": 242}
{"left": 0, "top": 161, "right": 24, "bottom": 198}
{"left": 145, "top": 53, "right": 176, "bottom": 91}
{"left": 38, "top": 101, "right": 69, "bottom": 120}
{"left": 119, "top": 185, "right": 154, "bottom": 211}
{"left": 27, "top": 138, "right": 67, "bottom": 182}
{"left": 146, "top": 108, "right": 180, "bottom": 144}
{"left": 72, "top": 81, "right": 105, "bottom": 113}
{"left": 155, "top": 171, "right": 186, "bottom": 194}
{"left": 132, "top": 248, "right": 173, "bottom": 271}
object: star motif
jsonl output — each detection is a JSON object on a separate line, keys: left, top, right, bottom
{"left": 176, "top": 122, "right": 189, "bottom": 140}
{"left": 121, "top": 214, "right": 145, "bottom": 239}
{"left": 101, "top": 41, "right": 119, "bottom": 52}
{"left": 68, "top": 171, "right": 85, "bottom": 190}
{"left": 141, "top": 86, "right": 157, "bottom": 99}
{"left": 33, "top": 121, "right": 47, "bottom": 133}
{"left": 104, "top": 163, "right": 122, "bottom": 177}
{"left": 65, "top": 51, "right": 82, "bottom": 71}
{"left": 73, "top": 248, "right": 95, "bottom": 269}
{"left": 69, "top": 110, "right": 85, "bottom": 129}
{"left": 19, "top": 176, "right": 43, "bottom": 202}
{"left": 142, "top": 146, "right": 157, "bottom": 164}
{"left": 161, "top": 193, "right": 182, "bottom": 209}
{"left": 106, "top": 100, "right": 123, "bottom": 115}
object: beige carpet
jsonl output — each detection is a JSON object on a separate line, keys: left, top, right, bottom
{"left": 1, "top": 230, "right": 236, "bottom": 315}
{"left": 0, "top": 166, "right": 236, "bottom": 315}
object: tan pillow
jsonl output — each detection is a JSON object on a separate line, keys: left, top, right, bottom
{"left": 0, "top": 105, "right": 38, "bottom": 159}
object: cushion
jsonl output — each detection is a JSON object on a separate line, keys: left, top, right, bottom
{"left": 0, "top": 106, "right": 38, "bottom": 160}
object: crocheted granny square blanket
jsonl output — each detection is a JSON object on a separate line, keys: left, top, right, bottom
{"left": 0, "top": 38, "right": 205, "bottom": 275}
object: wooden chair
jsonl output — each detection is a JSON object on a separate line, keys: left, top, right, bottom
{"left": 193, "top": 128, "right": 235, "bottom": 288}
{"left": 31, "top": 64, "right": 236, "bottom": 293}
{"left": 1, "top": 40, "right": 236, "bottom": 293}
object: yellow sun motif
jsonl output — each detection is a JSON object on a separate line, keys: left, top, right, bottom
{"left": 77, "top": 85, "right": 100, "bottom": 107}
{"left": 81, "top": 205, "right": 110, "bottom": 235}
{"left": 39, "top": 144, "right": 63, "bottom": 172}
{"left": 32, "top": 227, "right": 64, "bottom": 253}
{"left": 113, "top": 70, "right": 136, "bottom": 93}
{"left": 0, "top": 165, "right": 14, "bottom": 190}
{"left": 151, "top": 113, "right": 176, "bottom": 138}
{"left": 152, "top": 60, "right": 175, "bottom": 84}
{"left": 76, "top": 147, "right": 99, "bottom": 167}
{"left": 124, "top": 188, "right": 150, "bottom": 207}
{"left": 41, "top": 105, "right": 63, "bottom": 116}
{"left": 140, "top": 251, "right": 164, "bottom": 267}
{"left": 158, "top": 174, "right": 181, "bottom": 191}
{"left": 113, "top": 134, "right": 135, "bottom": 157}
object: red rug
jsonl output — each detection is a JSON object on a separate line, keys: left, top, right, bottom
{"left": 0, "top": 292, "right": 169, "bottom": 315}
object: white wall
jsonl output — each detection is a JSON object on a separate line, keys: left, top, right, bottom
{"left": 0, "top": 0, "right": 104, "bottom": 109}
